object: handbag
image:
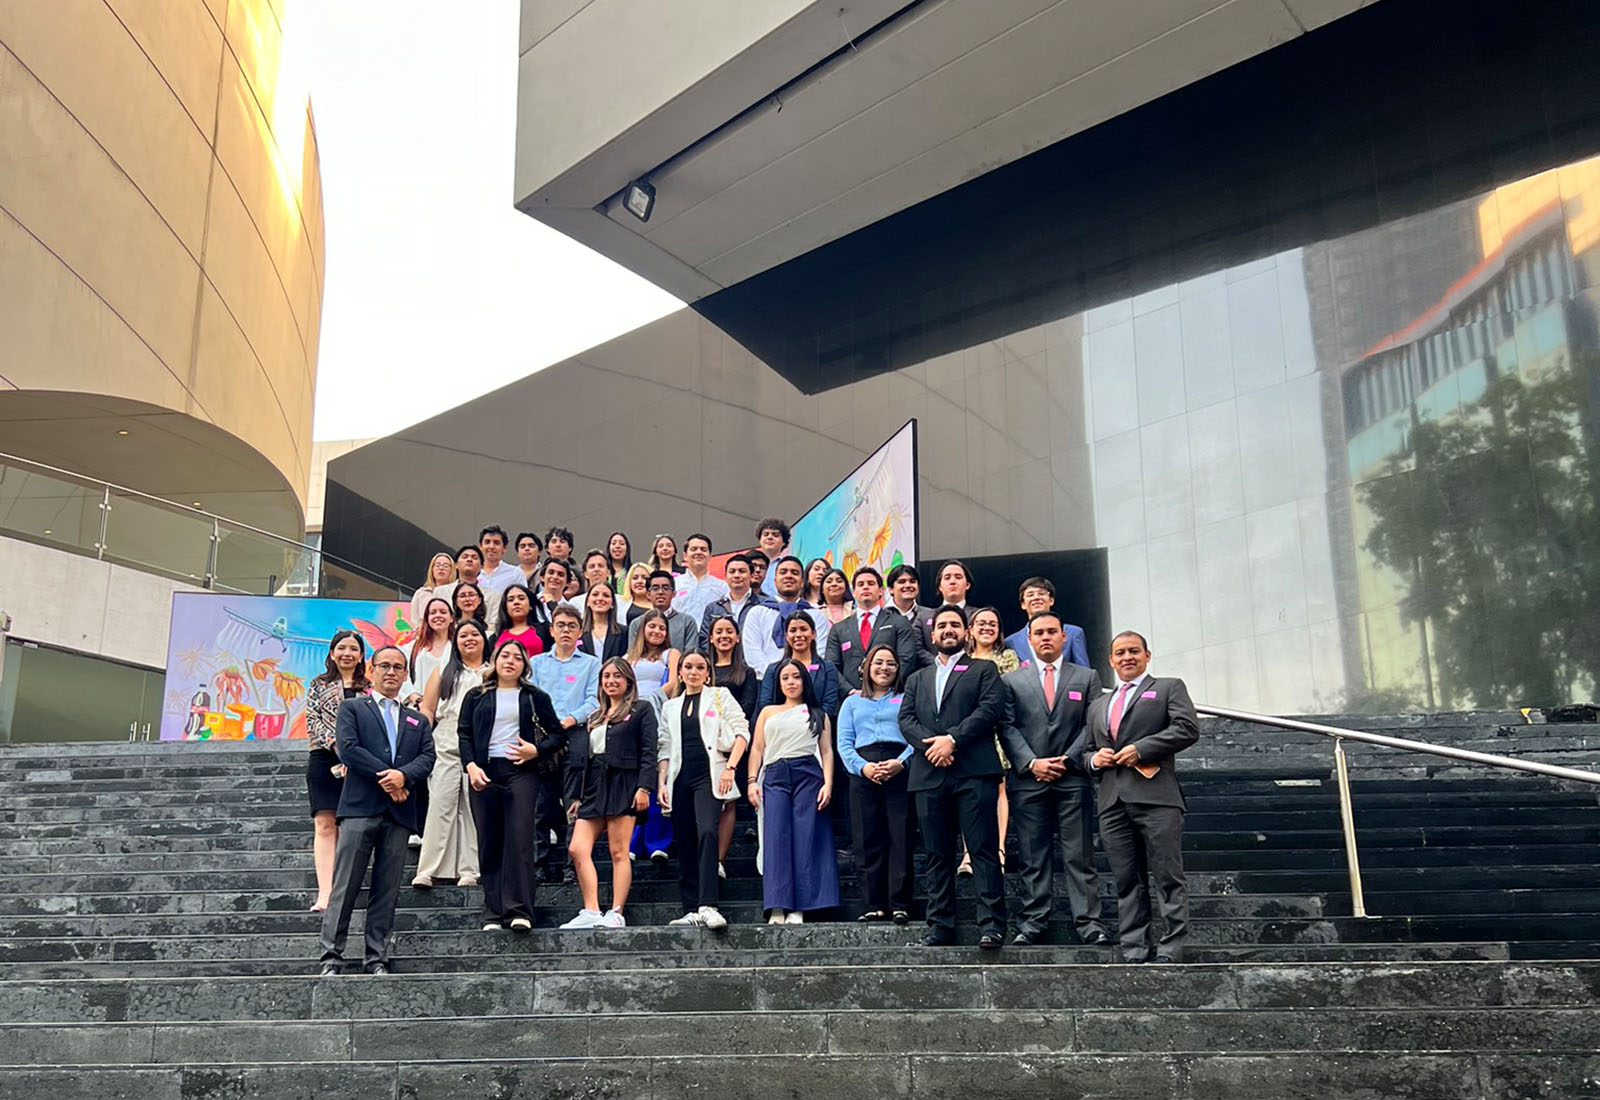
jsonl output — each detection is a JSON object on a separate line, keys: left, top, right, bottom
{"left": 708, "top": 689, "right": 740, "bottom": 755}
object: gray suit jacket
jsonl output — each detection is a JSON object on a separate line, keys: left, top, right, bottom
{"left": 887, "top": 602, "right": 936, "bottom": 669}
{"left": 825, "top": 608, "right": 920, "bottom": 690}
{"left": 1078, "top": 676, "right": 1199, "bottom": 811}
{"left": 1000, "top": 660, "right": 1103, "bottom": 789}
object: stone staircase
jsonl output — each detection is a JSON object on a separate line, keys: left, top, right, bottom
{"left": 2, "top": 712, "right": 1599, "bottom": 1098}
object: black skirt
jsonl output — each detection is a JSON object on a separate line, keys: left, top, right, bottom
{"left": 306, "top": 748, "right": 343, "bottom": 815}
{"left": 576, "top": 756, "right": 643, "bottom": 820}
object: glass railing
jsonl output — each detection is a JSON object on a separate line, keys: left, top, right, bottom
{"left": 0, "top": 450, "right": 410, "bottom": 600}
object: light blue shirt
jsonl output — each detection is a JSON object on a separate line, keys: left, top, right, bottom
{"left": 934, "top": 651, "right": 966, "bottom": 713}
{"left": 529, "top": 649, "right": 601, "bottom": 725}
{"left": 672, "top": 571, "right": 731, "bottom": 624}
{"left": 836, "top": 692, "right": 913, "bottom": 777}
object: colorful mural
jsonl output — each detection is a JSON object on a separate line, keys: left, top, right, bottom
{"left": 788, "top": 420, "right": 918, "bottom": 582}
{"left": 160, "top": 594, "right": 412, "bottom": 741}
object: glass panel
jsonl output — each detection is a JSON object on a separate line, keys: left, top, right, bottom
{"left": 212, "top": 522, "right": 307, "bottom": 596}
{"left": 101, "top": 489, "right": 213, "bottom": 585}
{"left": 0, "top": 640, "right": 150, "bottom": 744}
{"left": 0, "top": 462, "right": 104, "bottom": 557}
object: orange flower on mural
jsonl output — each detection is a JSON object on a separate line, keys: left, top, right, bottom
{"left": 250, "top": 657, "right": 280, "bottom": 681}
{"left": 273, "top": 671, "right": 304, "bottom": 707}
{"left": 214, "top": 667, "right": 247, "bottom": 705}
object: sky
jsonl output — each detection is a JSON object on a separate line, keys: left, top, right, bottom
{"left": 299, "top": 3, "right": 681, "bottom": 442}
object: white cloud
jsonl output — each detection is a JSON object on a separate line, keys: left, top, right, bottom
{"left": 301, "top": 2, "right": 681, "bottom": 441}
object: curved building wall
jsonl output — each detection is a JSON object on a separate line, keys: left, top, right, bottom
{"left": 0, "top": 0, "right": 322, "bottom": 534}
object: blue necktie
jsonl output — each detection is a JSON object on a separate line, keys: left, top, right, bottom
{"left": 381, "top": 699, "right": 399, "bottom": 759}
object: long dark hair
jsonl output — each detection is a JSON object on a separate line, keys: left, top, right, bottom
{"left": 770, "top": 657, "right": 825, "bottom": 736}
{"left": 439, "top": 619, "right": 488, "bottom": 699}
{"left": 628, "top": 609, "right": 672, "bottom": 663}
{"left": 591, "top": 656, "right": 639, "bottom": 727}
{"left": 858, "top": 643, "right": 904, "bottom": 698}
{"left": 452, "top": 581, "right": 487, "bottom": 623}
{"left": 581, "top": 580, "right": 620, "bottom": 637}
{"left": 606, "top": 531, "right": 633, "bottom": 578}
{"left": 704, "top": 613, "right": 749, "bottom": 687}
{"left": 315, "top": 630, "right": 369, "bottom": 690}
{"left": 820, "top": 567, "right": 852, "bottom": 607}
{"left": 488, "top": 636, "right": 534, "bottom": 689}
{"left": 802, "top": 557, "right": 829, "bottom": 605}
{"left": 410, "top": 598, "right": 454, "bottom": 681}
{"left": 780, "top": 609, "right": 819, "bottom": 660}
{"left": 496, "top": 583, "right": 536, "bottom": 632}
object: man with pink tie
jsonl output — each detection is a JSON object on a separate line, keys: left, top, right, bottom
{"left": 1079, "top": 631, "right": 1199, "bottom": 963}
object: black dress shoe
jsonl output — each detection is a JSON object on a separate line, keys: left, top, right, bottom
{"left": 1123, "top": 955, "right": 1148, "bottom": 964}
{"left": 892, "top": 910, "right": 910, "bottom": 925}
{"left": 922, "top": 928, "right": 955, "bottom": 947}
{"left": 857, "top": 910, "right": 888, "bottom": 923}
{"left": 1011, "top": 931, "right": 1038, "bottom": 947}
{"left": 978, "top": 932, "right": 1004, "bottom": 950}
{"left": 1152, "top": 954, "right": 1179, "bottom": 964}
{"left": 319, "top": 959, "right": 343, "bottom": 976}
{"left": 364, "top": 962, "right": 390, "bottom": 976}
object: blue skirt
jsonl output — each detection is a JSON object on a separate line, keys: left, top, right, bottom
{"left": 762, "top": 757, "right": 840, "bottom": 913}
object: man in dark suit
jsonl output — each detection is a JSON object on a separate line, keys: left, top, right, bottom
{"left": 1078, "top": 630, "right": 1199, "bottom": 963}
{"left": 824, "top": 566, "right": 919, "bottom": 690}
{"left": 899, "top": 605, "right": 1007, "bottom": 948}
{"left": 885, "top": 563, "right": 935, "bottom": 669}
{"left": 1000, "top": 611, "right": 1110, "bottom": 947}
{"left": 318, "top": 645, "right": 436, "bottom": 975}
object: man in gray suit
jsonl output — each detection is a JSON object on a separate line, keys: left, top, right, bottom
{"left": 1000, "top": 612, "right": 1110, "bottom": 948}
{"left": 824, "top": 566, "right": 919, "bottom": 689}
{"left": 1078, "top": 630, "right": 1199, "bottom": 963}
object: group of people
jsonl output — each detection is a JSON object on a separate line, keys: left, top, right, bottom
{"left": 311, "top": 520, "right": 1198, "bottom": 974}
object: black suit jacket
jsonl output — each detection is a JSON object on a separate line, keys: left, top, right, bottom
{"left": 897, "top": 655, "right": 1005, "bottom": 792}
{"left": 1079, "top": 676, "right": 1199, "bottom": 811}
{"left": 334, "top": 695, "right": 435, "bottom": 831}
{"left": 887, "top": 602, "right": 937, "bottom": 669}
{"left": 824, "top": 607, "right": 920, "bottom": 690}
{"left": 457, "top": 683, "right": 567, "bottom": 775}
{"left": 563, "top": 701, "right": 658, "bottom": 804}
{"left": 580, "top": 630, "right": 628, "bottom": 662}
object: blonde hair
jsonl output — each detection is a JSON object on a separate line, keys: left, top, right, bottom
{"left": 422, "top": 552, "right": 455, "bottom": 588}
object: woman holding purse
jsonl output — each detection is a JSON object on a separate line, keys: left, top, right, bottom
{"left": 659, "top": 651, "right": 749, "bottom": 929}
{"left": 459, "top": 638, "right": 566, "bottom": 933}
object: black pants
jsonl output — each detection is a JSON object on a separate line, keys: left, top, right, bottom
{"left": 1009, "top": 775, "right": 1106, "bottom": 940}
{"left": 319, "top": 813, "right": 409, "bottom": 966}
{"left": 473, "top": 759, "right": 540, "bottom": 922}
{"left": 916, "top": 774, "right": 1005, "bottom": 936}
{"left": 671, "top": 771, "right": 722, "bottom": 912}
{"left": 534, "top": 767, "right": 568, "bottom": 873}
{"left": 1098, "top": 799, "right": 1188, "bottom": 961}
{"left": 850, "top": 742, "right": 913, "bottom": 911}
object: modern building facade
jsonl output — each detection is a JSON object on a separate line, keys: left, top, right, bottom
{"left": 326, "top": 0, "right": 1600, "bottom": 715}
{"left": 0, "top": 0, "right": 325, "bottom": 741}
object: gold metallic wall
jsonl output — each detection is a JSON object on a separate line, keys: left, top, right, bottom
{"left": 0, "top": 0, "right": 323, "bottom": 533}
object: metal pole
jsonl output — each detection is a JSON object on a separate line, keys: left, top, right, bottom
{"left": 204, "top": 519, "right": 219, "bottom": 590}
{"left": 1331, "top": 737, "right": 1369, "bottom": 918}
{"left": 96, "top": 485, "right": 110, "bottom": 560}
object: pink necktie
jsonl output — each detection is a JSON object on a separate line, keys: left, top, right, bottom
{"left": 1042, "top": 664, "right": 1056, "bottom": 713}
{"left": 1109, "top": 682, "right": 1133, "bottom": 740}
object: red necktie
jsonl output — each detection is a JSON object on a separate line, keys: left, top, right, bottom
{"left": 859, "top": 609, "right": 873, "bottom": 650}
{"left": 1042, "top": 663, "right": 1056, "bottom": 713}
{"left": 1109, "top": 682, "right": 1133, "bottom": 741}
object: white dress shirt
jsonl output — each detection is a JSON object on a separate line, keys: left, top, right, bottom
{"left": 933, "top": 650, "right": 966, "bottom": 712}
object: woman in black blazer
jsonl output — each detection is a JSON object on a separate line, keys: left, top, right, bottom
{"left": 560, "top": 657, "right": 657, "bottom": 930}
{"left": 579, "top": 581, "right": 629, "bottom": 662}
{"left": 458, "top": 638, "right": 565, "bottom": 933}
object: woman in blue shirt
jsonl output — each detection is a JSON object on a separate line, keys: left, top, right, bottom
{"left": 836, "top": 643, "right": 914, "bottom": 924}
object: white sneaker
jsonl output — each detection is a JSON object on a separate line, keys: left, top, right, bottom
{"left": 767, "top": 909, "right": 787, "bottom": 925}
{"left": 410, "top": 874, "right": 433, "bottom": 889}
{"left": 601, "top": 908, "right": 626, "bottom": 929}
{"left": 785, "top": 910, "right": 804, "bottom": 924}
{"left": 649, "top": 850, "right": 669, "bottom": 863}
{"left": 408, "top": 834, "right": 422, "bottom": 849}
{"left": 717, "top": 862, "right": 727, "bottom": 880}
{"left": 700, "top": 906, "right": 728, "bottom": 930}
{"left": 481, "top": 921, "right": 504, "bottom": 932}
{"left": 628, "top": 851, "right": 637, "bottom": 862}
{"left": 458, "top": 875, "right": 479, "bottom": 888}
{"left": 560, "top": 909, "right": 605, "bottom": 930}
{"left": 509, "top": 917, "right": 532, "bottom": 933}
{"left": 669, "top": 911, "right": 707, "bottom": 927}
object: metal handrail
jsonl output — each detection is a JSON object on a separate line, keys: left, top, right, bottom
{"left": 0, "top": 447, "right": 410, "bottom": 595}
{"left": 1196, "top": 703, "right": 1600, "bottom": 919}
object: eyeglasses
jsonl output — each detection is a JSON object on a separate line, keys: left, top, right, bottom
{"left": 552, "top": 622, "right": 579, "bottom": 631}
{"left": 372, "top": 662, "right": 407, "bottom": 673}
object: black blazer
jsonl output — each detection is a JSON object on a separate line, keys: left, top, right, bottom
{"left": 457, "top": 682, "right": 567, "bottom": 776}
{"left": 897, "top": 656, "right": 1005, "bottom": 792}
{"left": 580, "top": 629, "right": 628, "bottom": 662}
{"left": 824, "top": 608, "right": 920, "bottom": 690}
{"left": 1078, "top": 676, "right": 1199, "bottom": 811}
{"left": 563, "top": 700, "right": 658, "bottom": 804}
{"left": 334, "top": 694, "right": 436, "bottom": 831}
{"left": 888, "top": 602, "right": 937, "bottom": 669}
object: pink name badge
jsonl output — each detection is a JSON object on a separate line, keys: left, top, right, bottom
{"left": 841, "top": 641, "right": 852, "bottom": 651}
{"left": 888, "top": 696, "right": 904, "bottom": 705}
{"left": 565, "top": 674, "right": 577, "bottom": 683}
{"left": 404, "top": 716, "right": 418, "bottom": 726}
{"left": 705, "top": 708, "right": 716, "bottom": 718}
{"left": 1141, "top": 690, "right": 1158, "bottom": 700}
{"left": 1019, "top": 659, "right": 1031, "bottom": 667}
{"left": 1068, "top": 691, "right": 1083, "bottom": 701}
{"left": 807, "top": 663, "right": 819, "bottom": 671}
{"left": 954, "top": 664, "right": 969, "bottom": 672}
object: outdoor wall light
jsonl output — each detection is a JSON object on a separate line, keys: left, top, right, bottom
{"left": 623, "top": 179, "right": 656, "bottom": 222}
